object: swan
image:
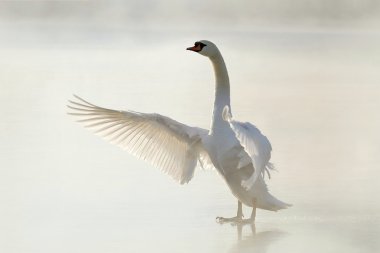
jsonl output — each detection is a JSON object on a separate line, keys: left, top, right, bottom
{"left": 68, "top": 40, "right": 291, "bottom": 223}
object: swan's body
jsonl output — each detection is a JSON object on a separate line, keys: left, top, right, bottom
{"left": 68, "top": 40, "right": 290, "bottom": 223}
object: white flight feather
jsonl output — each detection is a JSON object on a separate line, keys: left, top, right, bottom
{"left": 68, "top": 95, "right": 212, "bottom": 184}
{"left": 223, "top": 105, "right": 273, "bottom": 190}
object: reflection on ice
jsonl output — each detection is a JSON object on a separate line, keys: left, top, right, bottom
{"left": 228, "top": 223, "right": 286, "bottom": 253}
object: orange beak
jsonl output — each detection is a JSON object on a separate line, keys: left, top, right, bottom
{"left": 186, "top": 44, "right": 202, "bottom": 52}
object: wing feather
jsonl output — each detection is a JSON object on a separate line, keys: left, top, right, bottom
{"left": 68, "top": 95, "right": 211, "bottom": 184}
{"left": 223, "top": 106, "right": 273, "bottom": 190}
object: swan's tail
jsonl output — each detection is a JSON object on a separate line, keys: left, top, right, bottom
{"left": 258, "top": 192, "right": 292, "bottom": 211}
{"left": 257, "top": 193, "right": 292, "bottom": 212}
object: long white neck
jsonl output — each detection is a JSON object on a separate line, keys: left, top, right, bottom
{"left": 209, "top": 52, "right": 230, "bottom": 134}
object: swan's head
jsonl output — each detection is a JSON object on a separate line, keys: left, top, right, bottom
{"left": 187, "top": 40, "right": 219, "bottom": 58}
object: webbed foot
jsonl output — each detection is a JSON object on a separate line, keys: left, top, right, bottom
{"left": 216, "top": 216, "right": 254, "bottom": 224}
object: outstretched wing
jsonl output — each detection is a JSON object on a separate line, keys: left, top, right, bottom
{"left": 68, "top": 95, "right": 211, "bottom": 184}
{"left": 223, "top": 106, "right": 273, "bottom": 190}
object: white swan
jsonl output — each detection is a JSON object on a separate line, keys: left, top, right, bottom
{"left": 68, "top": 40, "right": 291, "bottom": 223}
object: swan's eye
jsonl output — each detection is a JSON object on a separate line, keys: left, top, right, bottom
{"left": 199, "top": 42, "right": 206, "bottom": 49}
{"left": 194, "top": 42, "right": 206, "bottom": 50}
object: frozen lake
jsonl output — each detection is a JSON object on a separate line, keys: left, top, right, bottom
{"left": 0, "top": 23, "right": 379, "bottom": 252}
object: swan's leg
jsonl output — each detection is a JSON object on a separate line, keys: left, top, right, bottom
{"left": 237, "top": 200, "right": 243, "bottom": 218}
{"left": 236, "top": 199, "right": 256, "bottom": 224}
{"left": 249, "top": 199, "right": 257, "bottom": 223}
{"left": 216, "top": 201, "right": 243, "bottom": 223}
